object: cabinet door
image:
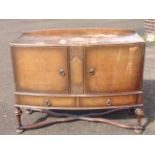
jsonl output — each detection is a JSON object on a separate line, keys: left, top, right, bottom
{"left": 85, "top": 45, "right": 144, "bottom": 94}
{"left": 12, "top": 47, "right": 69, "bottom": 94}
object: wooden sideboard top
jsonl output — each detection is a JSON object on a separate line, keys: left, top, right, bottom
{"left": 10, "top": 28, "right": 144, "bottom": 46}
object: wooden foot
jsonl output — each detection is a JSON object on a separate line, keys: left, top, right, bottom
{"left": 16, "top": 128, "right": 24, "bottom": 134}
{"left": 134, "top": 128, "right": 142, "bottom": 134}
{"left": 25, "top": 109, "right": 33, "bottom": 114}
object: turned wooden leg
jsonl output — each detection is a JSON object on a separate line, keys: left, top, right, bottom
{"left": 134, "top": 108, "right": 144, "bottom": 134}
{"left": 15, "top": 107, "right": 24, "bottom": 133}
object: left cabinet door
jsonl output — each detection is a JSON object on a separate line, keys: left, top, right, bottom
{"left": 11, "top": 47, "right": 69, "bottom": 94}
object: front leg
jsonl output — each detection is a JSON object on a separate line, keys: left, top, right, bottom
{"left": 134, "top": 108, "right": 144, "bottom": 134}
{"left": 15, "top": 107, "right": 24, "bottom": 133}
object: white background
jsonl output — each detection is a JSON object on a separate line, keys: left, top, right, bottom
{"left": 0, "top": 0, "right": 154, "bottom": 19}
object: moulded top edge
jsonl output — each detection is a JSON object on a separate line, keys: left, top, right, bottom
{"left": 10, "top": 28, "right": 144, "bottom": 46}
{"left": 22, "top": 28, "right": 136, "bottom": 37}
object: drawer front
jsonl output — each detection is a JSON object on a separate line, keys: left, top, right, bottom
{"left": 12, "top": 47, "right": 69, "bottom": 94}
{"left": 85, "top": 45, "right": 144, "bottom": 94}
{"left": 79, "top": 95, "right": 141, "bottom": 107}
{"left": 16, "top": 96, "right": 76, "bottom": 107}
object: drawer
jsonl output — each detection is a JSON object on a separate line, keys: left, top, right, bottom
{"left": 79, "top": 95, "right": 141, "bottom": 107}
{"left": 16, "top": 95, "right": 76, "bottom": 107}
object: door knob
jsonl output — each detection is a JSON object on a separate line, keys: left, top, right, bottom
{"left": 106, "top": 99, "right": 112, "bottom": 106}
{"left": 44, "top": 99, "right": 52, "bottom": 107}
{"left": 59, "top": 68, "right": 65, "bottom": 76}
{"left": 88, "top": 68, "right": 95, "bottom": 76}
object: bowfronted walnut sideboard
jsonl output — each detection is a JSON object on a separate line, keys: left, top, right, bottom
{"left": 10, "top": 28, "right": 145, "bottom": 133}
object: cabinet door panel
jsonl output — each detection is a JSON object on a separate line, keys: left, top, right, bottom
{"left": 85, "top": 45, "right": 144, "bottom": 93}
{"left": 12, "top": 47, "right": 69, "bottom": 93}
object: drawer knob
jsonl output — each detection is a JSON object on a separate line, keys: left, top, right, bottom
{"left": 106, "top": 99, "right": 112, "bottom": 106}
{"left": 88, "top": 68, "right": 95, "bottom": 76}
{"left": 59, "top": 68, "right": 65, "bottom": 76}
{"left": 44, "top": 99, "right": 51, "bottom": 107}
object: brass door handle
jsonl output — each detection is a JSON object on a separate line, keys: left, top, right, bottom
{"left": 44, "top": 99, "right": 52, "bottom": 107}
{"left": 106, "top": 99, "right": 112, "bottom": 106}
{"left": 59, "top": 68, "right": 65, "bottom": 76}
{"left": 88, "top": 68, "right": 95, "bottom": 76}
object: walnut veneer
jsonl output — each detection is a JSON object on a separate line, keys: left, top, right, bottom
{"left": 10, "top": 28, "right": 145, "bottom": 133}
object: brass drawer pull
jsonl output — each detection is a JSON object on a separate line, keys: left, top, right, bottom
{"left": 106, "top": 99, "right": 112, "bottom": 106}
{"left": 44, "top": 99, "right": 52, "bottom": 107}
{"left": 59, "top": 68, "right": 65, "bottom": 76}
{"left": 88, "top": 68, "right": 95, "bottom": 76}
